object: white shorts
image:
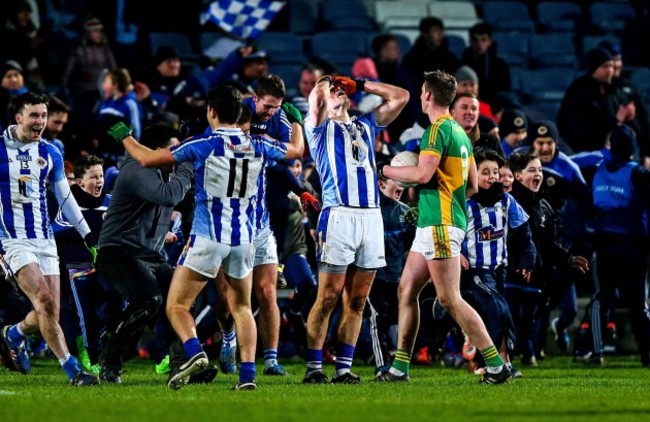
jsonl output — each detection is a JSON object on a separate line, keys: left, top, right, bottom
{"left": 178, "top": 235, "right": 255, "bottom": 279}
{"left": 253, "top": 225, "right": 278, "bottom": 266}
{"left": 411, "top": 225, "right": 465, "bottom": 260}
{"left": 0, "top": 238, "right": 60, "bottom": 278}
{"left": 317, "top": 207, "right": 385, "bottom": 269}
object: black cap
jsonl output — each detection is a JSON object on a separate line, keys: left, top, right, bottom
{"left": 529, "top": 120, "right": 559, "bottom": 143}
{"left": 499, "top": 109, "right": 528, "bottom": 137}
{"left": 154, "top": 46, "right": 180, "bottom": 65}
{"left": 609, "top": 124, "right": 636, "bottom": 160}
{"left": 586, "top": 47, "right": 613, "bottom": 74}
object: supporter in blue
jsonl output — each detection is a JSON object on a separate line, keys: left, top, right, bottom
{"left": 301, "top": 74, "right": 409, "bottom": 384}
{"left": 113, "top": 85, "right": 304, "bottom": 391}
{"left": 460, "top": 147, "right": 534, "bottom": 376}
{"left": 133, "top": 46, "right": 207, "bottom": 129}
{"left": 200, "top": 44, "right": 270, "bottom": 95}
{"left": 402, "top": 17, "right": 460, "bottom": 87}
{"left": 367, "top": 166, "right": 415, "bottom": 376}
{"left": 95, "top": 122, "right": 196, "bottom": 385}
{"left": 557, "top": 47, "right": 632, "bottom": 154}
{"left": 589, "top": 124, "right": 650, "bottom": 367}
{"left": 461, "top": 23, "right": 511, "bottom": 104}
{"left": 92, "top": 68, "right": 142, "bottom": 167}
{"left": 0, "top": 92, "right": 98, "bottom": 386}
{"left": 515, "top": 121, "right": 591, "bottom": 359}
{"left": 506, "top": 151, "right": 590, "bottom": 365}
{"left": 499, "top": 109, "right": 528, "bottom": 157}
{"left": 52, "top": 155, "right": 115, "bottom": 373}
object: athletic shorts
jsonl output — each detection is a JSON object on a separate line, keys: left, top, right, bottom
{"left": 253, "top": 225, "right": 278, "bottom": 266}
{"left": 0, "top": 238, "right": 60, "bottom": 277}
{"left": 178, "top": 235, "right": 255, "bottom": 279}
{"left": 411, "top": 225, "right": 465, "bottom": 260}
{"left": 316, "top": 207, "right": 385, "bottom": 269}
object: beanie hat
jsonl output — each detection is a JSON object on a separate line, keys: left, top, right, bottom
{"left": 1, "top": 60, "right": 23, "bottom": 77}
{"left": 586, "top": 47, "right": 613, "bottom": 74}
{"left": 154, "top": 46, "right": 180, "bottom": 66}
{"left": 455, "top": 65, "right": 478, "bottom": 84}
{"left": 598, "top": 40, "right": 621, "bottom": 58}
{"left": 529, "top": 120, "right": 559, "bottom": 143}
{"left": 609, "top": 124, "right": 636, "bottom": 160}
{"left": 499, "top": 109, "right": 528, "bottom": 137}
{"left": 84, "top": 16, "right": 103, "bottom": 32}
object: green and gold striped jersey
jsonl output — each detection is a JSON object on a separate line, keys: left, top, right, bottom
{"left": 417, "top": 114, "right": 474, "bottom": 231}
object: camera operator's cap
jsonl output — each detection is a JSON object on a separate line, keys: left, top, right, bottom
{"left": 1, "top": 60, "right": 23, "bottom": 78}
{"left": 154, "top": 46, "right": 180, "bottom": 65}
{"left": 84, "top": 16, "right": 103, "bottom": 32}
{"left": 529, "top": 120, "right": 559, "bottom": 143}
{"left": 499, "top": 109, "right": 528, "bottom": 137}
{"left": 245, "top": 50, "right": 271, "bottom": 62}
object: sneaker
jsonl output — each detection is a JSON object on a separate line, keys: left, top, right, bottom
{"left": 168, "top": 363, "right": 218, "bottom": 385}
{"left": 551, "top": 318, "right": 569, "bottom": 352}
{"left": 219, "top": 343, "right": 238, "bottom": 374}
{"left": 374, "top": 371, "right": 409, "bottom": 382}
{"left": 1, "top": 325, "right": 31, "bottom": 374}
{"left": 521, "top": 355, "right": 538, "bottom": 367}
{"left": 479, "top": 366, "right": 512, "bottom": 385}
{"left": 302, "top": 370, "right": 329, "bottom": 384}
{"left": 233, "top": 380, "right": 257, "bottom": 390}
{"left": 99, "top": 366, "right": 122, "bottom": 384}
{"left": 263, "top": 364, "right": 288, "bottom": 376}
{"left": 71, "top": 370, "right": 100, "bottom": 387}
{"left": 155, "top": 355, "right": 171, "bottom": 375}
{"left": 331, "top": 371, "right": 361, "bottom": 384}
{"left": 511, "top": 367, "right": 523, "bottom": 378}
{"left": 168, "top": 351, "right": 210, "bottom": 390}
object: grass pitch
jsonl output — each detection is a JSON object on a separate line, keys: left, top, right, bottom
{"left": 1, "top": 355, "right": 649, "bottom": 422}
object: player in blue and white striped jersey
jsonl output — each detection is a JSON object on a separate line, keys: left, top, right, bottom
{"left": 0, "top": 92, "right": 98, "bottom": 386}
{"left": 302, "top": 74, "right": 409, "bottom": 384}
{"left": 112, "top": 85, "right": 303, "bottom": 390}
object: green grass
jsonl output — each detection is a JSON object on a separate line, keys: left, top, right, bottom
{"left": 1, "top": 356, "right": 649, "bottom": 422}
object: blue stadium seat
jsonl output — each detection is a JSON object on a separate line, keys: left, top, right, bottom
{"left": 320, "top": 0, "right": 376, "bottom": 31}
{"left": 149, "top": 32, "right": 199, "bottom": 65}
{"left": 481, "top": 1, "right": 535, "bottom": 33}
{"left": 529, "top": 33, "right": 578, "bottom": 69}
{"left": 289, "top": 0, "right": 316, "bottom": 34}
{"left": 492, "top": 32, "right": 530, "bottom": 69}
{"left": 257, "top": 32, "right": 306, "bottom": 65}
{"left": 310, "top": 31, "right": 372, "bottom": 73}
{"left": 519, "top": 67, "right": 576, "bottom": 104}
{"left": 630, "top": 68, "right": 650, "bottom": 105}
{"left": 446, "top": 34, "right": 467, "bottom": 61}
{"left": 589, "top": 2, "right": 638, "bottom": 34}
{"left": 268, "top": 63, "right": 303, "bottom": 98}
{"left": 536, "top": 1, "right": 583, "bottom": 33}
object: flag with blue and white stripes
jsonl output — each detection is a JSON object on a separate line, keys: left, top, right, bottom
{"left": 201, "top": 0, "right": 286, "bottom": 40}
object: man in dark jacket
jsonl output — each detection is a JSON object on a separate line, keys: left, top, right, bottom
{"left": 97, "top": 123, "right": 196, "bottom": 384}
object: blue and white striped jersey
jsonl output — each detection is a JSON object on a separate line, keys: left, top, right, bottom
{"left": 463, "top": 193, "right": 528, "bottom": 270}
{"left": 305, "top": 112, "right": 384, "bottom": 209}
{"left": 0, "top": 127, "right": 74, "bottom": 240}
{"left": 171, "top": 127, "right": 287, "bottom": 246}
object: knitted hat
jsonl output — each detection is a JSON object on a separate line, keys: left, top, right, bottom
{"left": 586, "top": 47, "right": 613, "bottom": 74}
{"left": 455, "top": 65, "right": 478, "bottom": 83}
{"left": 1, "top": 60, "right": 23, "bottom": 77}
{"left": 528, "top": 120, "right": 559, "bottom": 143}
{"left": 598, "top": 40, "right": 621, "bottom": 58}
{"left": 154, "top": 46, "right": 180, "bottom": 65}
{"left": 609, "top": 124, "right": 636, "bottom": 160}
{"left": 499, "top": 109, "right": 528, "bottom": 137}
{"left": 84, "top": 16, "right": 103, "bottom": 32}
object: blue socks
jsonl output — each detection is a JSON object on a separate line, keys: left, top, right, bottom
{"left": 263, "top": 349, "right": 278, "bottom": 369}
{"left": 240, "top": 361, "right": 256, "bottom": 383}
{"left": 62, "top": 355, "right": 80, "bottom": 380}
{"left": 183, "top": 338, "right": 203, "bottom": 358}
{"left": 335, "top": 342, "right": 355, "bottom": 376}
{"left": 7, "top": 324, "right": 25, "bottom": 347}
{"left": 306, "top": 348, "right": 323, "bottom": 373}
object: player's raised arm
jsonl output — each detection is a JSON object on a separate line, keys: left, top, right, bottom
{"left": 308, "top": 75, "right": 333, "bottom": 127}
{"left": 107, "top": 122, "right": 176, "bottom": 167}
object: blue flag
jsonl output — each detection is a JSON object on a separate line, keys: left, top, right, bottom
{"left": 201, "top": 0, "right": 286, "bottom": 40}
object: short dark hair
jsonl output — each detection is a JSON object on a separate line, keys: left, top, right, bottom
{"left": 237, "top": 106, "right": 252, "bottom": 126}
{"left": 208, "top": 85, "right": 243, "bottom": 125}
{"left": 422, "top": 70, "right": 457, "bottom": 107}
{"left": 47, "top": 95, "right": 70, "bottom": 115}
{"left": 371, "top": 34, "right": 398, "bottom": 56}
{"left": 450, "top": 91, "right": 477, "bottom": 110}
{"left": 508, "top": 151, "right": 540, "bottom": 174}
{"left": 255, "top": 74, "right": 285, "bottom": 99}
{"left": 105, "top": 68, "right": 131, "bottom": 93}
{"left": 474, "top": 147, "right": 505, "bottom": 167}
{"left": 73, "top": 155, "right": 104, "bottom": 179}
{"left": 419, "top": 16, "right": 444, "bottom": 33}
{"left": 470, "top": 22, "right": 493, "bottom": 39}
{"left": 13, "top": 92, "right": 49, "bottom": 115}
{"left": 140, "top": 122, "right": 179, "bottom": 149}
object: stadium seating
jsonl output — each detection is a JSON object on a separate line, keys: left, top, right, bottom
{"left": 492, "top": 32, "right": 530, "bottom": 69}
{"left": 536, "top": 1, "right": 583, "bottom": 33}
{"left": 373, "top": 1, "right": 426, "bottom": 31}
{"left": 427, "top": 1, "right": 481, "bottom": 32}
{"left": 481, "top": 1, "right": 535, "bottom": 33}
{"left": 257, "top": 32, "right": 307, "bottom": 65}
{"left": 589, "top": 2, "right": 638, "bottom": 34}
{"left": 529, "top": 33, "right": 578, "bottom": 69}
{"left": 320, "top": 0, "right": 376, "bottom": 31}
{"left": 149, "top": 32, "right": 199, "bottom": 65}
